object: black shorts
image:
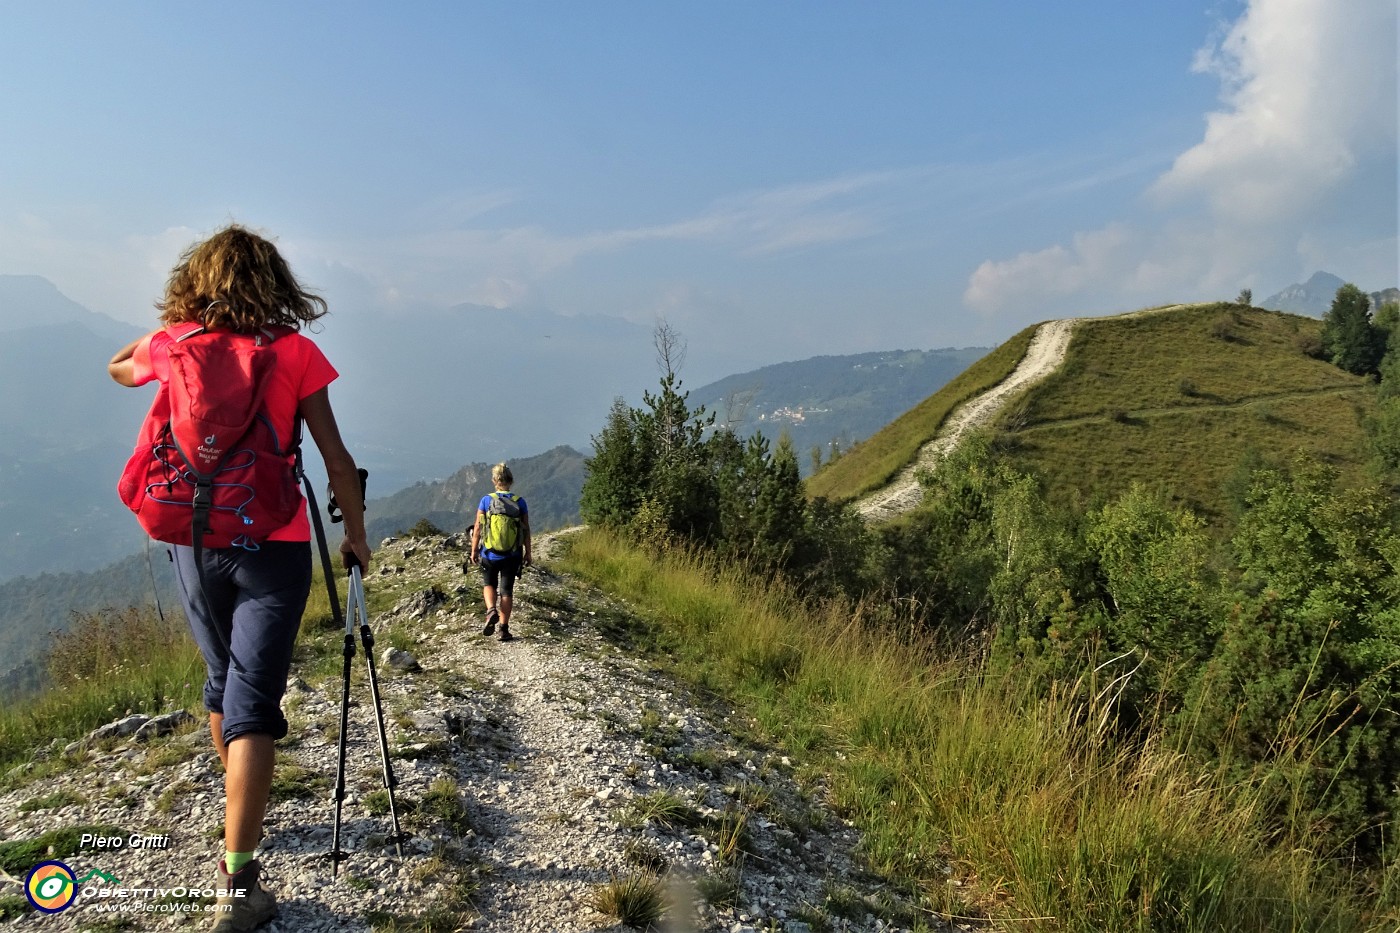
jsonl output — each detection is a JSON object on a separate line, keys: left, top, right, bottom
{"left": 480, "top": 552, "right": 522, "bottom": 596}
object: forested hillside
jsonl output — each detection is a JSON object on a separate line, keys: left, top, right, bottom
{"left": 0, "top": 546, "right": 178, "bottom": 698}
{"left": 690, "top": 346, "right": 986, "bottom": 473}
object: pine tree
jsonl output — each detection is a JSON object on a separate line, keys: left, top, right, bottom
{"left": 580, "top": 398, "right": 647, "bottom": 528}
{"left": 1321, "top": 283, "right": 1384, "bottom": 376}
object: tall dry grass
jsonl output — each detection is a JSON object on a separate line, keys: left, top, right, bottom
{"left": 0, "top": 607, "right": 204, "bottom": 775}
{"left": 561, "top": 527, "right": 1385, "bottom": 932}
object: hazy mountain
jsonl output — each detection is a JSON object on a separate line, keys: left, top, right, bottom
{"left": 0, "top": 274, "right": 137, "bottom": 340}
{"left": 690, "top": 347, "right": 988, "bottom": 473}
{"left": 0, "top": 279, "right": 675, "bottom": 581}
{"left": 365, "top": 445, "right": 586, "bottom": 542}
{"left": 0, "top": 276, "right": 153, "bottom": 579}
{"left": 1259, "top": 271, "right": 1398, "bottom": 316}
{"left": 281, "top": 303, "right": 680, "bottom": 493}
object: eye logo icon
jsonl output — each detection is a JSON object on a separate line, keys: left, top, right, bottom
{"left": 25, "top": 860, "right": 77, "bottom": 913}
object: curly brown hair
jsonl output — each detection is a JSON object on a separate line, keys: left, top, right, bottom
{"left": 157, "top": 224, "right": 328, "bottom": 331}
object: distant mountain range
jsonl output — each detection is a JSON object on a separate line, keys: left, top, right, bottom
{"left": 1259, "top": 271, "right": 1399, "bottom": 316}
{"left": 690, "top": 347, "right": 988, "bottom": 473}
{"left": 0, "top": 277, "right": 662, "bottom": 581}
{"left": 0, "top": 277, "right": 152, "bottom": 578}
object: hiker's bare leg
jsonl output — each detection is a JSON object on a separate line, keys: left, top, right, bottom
{"left": 209, "top": 712, "right": 228, "bottom": 770}
{"left": 482, "top": 584, "right": 497, "bottom": 613}
{"left": 224, "top": 733, "right": 275, "bottom": 854}
{"left": 499, "top": 592, "right": 513, "bottom": 627}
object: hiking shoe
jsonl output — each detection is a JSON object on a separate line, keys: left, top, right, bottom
{"left": 211, "top": 857, "right": 277, "bottom": 931}
{"left": 481, "top": 607, "right": 499, "bottom": 636}
{"left": 499, "top": 626, "right": 514, "bottom": 642}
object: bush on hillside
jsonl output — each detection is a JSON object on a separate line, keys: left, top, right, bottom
{"left": 404, "top": 517, "right": 445, "bottom": 538}
{"left": 1186, "top": 462, "right": 1400, "bottom": 856}
{"left": 868, "top": 436, "right": 1400, "bottom": 858}
{"left": 581, "top": 337, "right": 869, "bottom": 598}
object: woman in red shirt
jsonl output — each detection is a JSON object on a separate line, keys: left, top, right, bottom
{"left": 109, "top": 224, "right": 370, "bottom": 929}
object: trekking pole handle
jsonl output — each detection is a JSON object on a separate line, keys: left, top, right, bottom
{"left": 328, "top": 468, "right": 369, "bottom": 524}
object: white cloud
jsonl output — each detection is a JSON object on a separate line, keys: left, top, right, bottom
{"left": 965, "top": 225, "right": 1137, "bottom": 313}
{"left": 462, "top": 276, "right": 530, "bottom": 309}
{"left": 1152, "top": 0, "right": 1395, "bottom": 220}
{"left": 965, "top": 0, "right": 1398, "bottom": 316}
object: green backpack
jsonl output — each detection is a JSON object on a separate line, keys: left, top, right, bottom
{"left": 481, "top": 492, "right": 523, "bottom": 553}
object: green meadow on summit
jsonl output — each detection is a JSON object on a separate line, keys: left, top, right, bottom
{"left": 809, "top": 302, "right": 1375, "bottom": 521}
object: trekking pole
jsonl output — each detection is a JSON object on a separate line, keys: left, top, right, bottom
{"left": 301, "top": 467, "right": 354, "bottom": 877}
{"left": 346, "top": 564, "right": 405, "bottom": 856}
{"left": 328, "top": 562, "right": 355, "bottom": 878}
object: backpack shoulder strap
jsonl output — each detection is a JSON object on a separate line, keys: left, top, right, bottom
{"left": 166, "top": 322, "right": 206, "bottom": 342}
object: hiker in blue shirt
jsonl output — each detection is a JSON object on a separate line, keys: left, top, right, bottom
{"left": 470, "top": 463, "right": 531, "bottom": 641}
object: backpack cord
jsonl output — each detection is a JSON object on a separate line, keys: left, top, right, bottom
{"left": 144, "top": 538, "right": 166, "bottom": 624}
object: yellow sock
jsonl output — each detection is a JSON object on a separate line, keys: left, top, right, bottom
{"left": 224, "top": 850, "right": 255, "bottom": 874}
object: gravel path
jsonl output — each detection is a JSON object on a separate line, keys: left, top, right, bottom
{"left": 1, "top": 531, "right": 947, "bottom": 932}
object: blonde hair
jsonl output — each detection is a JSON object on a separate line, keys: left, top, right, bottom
{"left": 492, "top": 463, "right": 513, "bottom": 487}
{"left": 158, "top": 224, "right": 327, "bottom": 332}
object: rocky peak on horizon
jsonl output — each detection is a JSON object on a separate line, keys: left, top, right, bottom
{"left": 1260, "top": 270, "right": 1398, "bottom": 316}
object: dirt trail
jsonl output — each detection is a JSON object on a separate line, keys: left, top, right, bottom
{"left": 854, "top": 305, "right": 1196, "bottom": 522}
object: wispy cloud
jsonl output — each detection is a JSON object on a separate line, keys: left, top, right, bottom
{"left": 300, "top": 171, "right": 899, "bottom": 310}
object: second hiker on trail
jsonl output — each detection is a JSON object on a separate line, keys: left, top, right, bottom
{"left": 469, "top": 463, "right": 531, "bottom": 642}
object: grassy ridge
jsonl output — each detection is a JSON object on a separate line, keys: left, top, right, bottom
{"left": 1009, "top": 389, "right": 1374, "bottom": 518}
{"left": 814, "top": 303, "right": 1376, "bottom": 522}
{"left": 804, "top": 324, "right": 1039, "bottom": 501}
{"left": 560, "top": 527, "right": 1384, "bottom": 933}
{"left": 1016, "top": 304, "right": 1355, "bottom": 423}
{"left": 995, "top": 304, "right": 1375, "bottom": 519}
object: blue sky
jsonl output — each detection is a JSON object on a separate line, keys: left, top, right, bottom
{"left": 1, "top": 0, "right": 1395, "bottom": 379}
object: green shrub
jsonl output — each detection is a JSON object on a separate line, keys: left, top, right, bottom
{"left": 404, "top": 517, "right": 445, "bottom": 538}
{"left": 1186, "top": 462, "right": 1400, "bottom": 856}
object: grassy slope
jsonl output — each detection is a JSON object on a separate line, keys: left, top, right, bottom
{"left": 804, "top": 324, "right": 1039, "bottom": 501}
{"left": 998, "top": 304, "right": 1373, "bottom": 520}
{"left": 810, "top": 304, "right": 1375, "bottom": 520}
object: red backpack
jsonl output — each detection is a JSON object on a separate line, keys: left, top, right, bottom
{"left": 118, "top": 323, "right": 303, "bottom": 548}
